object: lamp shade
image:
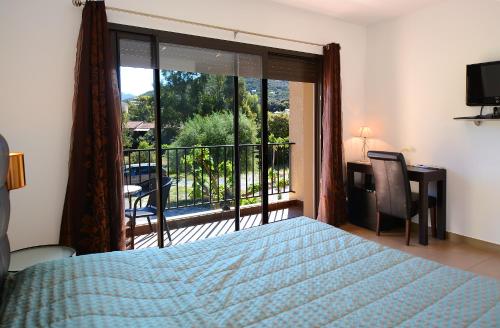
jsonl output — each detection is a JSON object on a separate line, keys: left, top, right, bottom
{"left": 7, "top": 152, "right": 26, "bottom": 190}
{"left": 358, "top": 126, "right": 372, "bottom": 138}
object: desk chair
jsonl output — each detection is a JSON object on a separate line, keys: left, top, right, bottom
{"left": 367, "top": 151, "right": 436, "bottom": 245}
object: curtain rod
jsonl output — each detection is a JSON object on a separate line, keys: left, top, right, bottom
{"left": 72, "top": 1, "right": 326, "bottom": 48}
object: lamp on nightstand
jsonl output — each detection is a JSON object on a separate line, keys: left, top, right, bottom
{"left": 7, "top": 152, "right": 26, "bottom": 191}
{"left": 358, "top": 126, "right": 372, "bottom": 162}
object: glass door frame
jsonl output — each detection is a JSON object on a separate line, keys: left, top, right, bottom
{"left": 111, "top": 23, "right": 322, "bottom": 248}
{"left": 152, "top": 35, "right": 165, "bottom": 246}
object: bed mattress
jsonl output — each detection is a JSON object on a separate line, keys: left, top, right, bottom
{"left": 1, "top": 217, "right": 498, "bottom": 327}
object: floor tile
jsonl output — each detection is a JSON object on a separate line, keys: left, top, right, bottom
{"left": 467, "top": 256, "right": 500, "bottom": 280}
{"left": 341, "top": 223, "right": 500, "bottom": 280}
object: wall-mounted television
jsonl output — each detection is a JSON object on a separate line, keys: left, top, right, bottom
{"left": 467, "top": 61, "right": 500, "bottom": 106}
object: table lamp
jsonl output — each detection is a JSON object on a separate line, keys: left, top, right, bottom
{"left": 7, "top": 152, "right": 26, "bottom": 191}
{"left": 358, "top": 126, "right": 371, "bottom": 162}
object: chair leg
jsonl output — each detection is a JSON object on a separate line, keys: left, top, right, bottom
{"left": 128, "top": 224, "right": 135, "bottom": 250}
{"left": 430, "top": 206, "right": 437, "bottom": 238}
{"left": 405, "top": 218, "right": 411, "bottom": 246}
{"left": 146, "top": 217, "right": 153, "bottom": 233}
{"left": 376, "top": 211, "right": 381, "bottom": 236}
{"left": 164, "top": 217, "right": 172, "bottom": 243}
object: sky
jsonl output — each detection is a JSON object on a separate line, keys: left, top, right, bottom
{"left": 120, "top": 67, "right": 154, "bottom": 96}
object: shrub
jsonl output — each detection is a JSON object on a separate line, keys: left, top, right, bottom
{"left": 173, "top": 111, "right": 258, "bottom": 147}
{"left": 268, "top": 112, "right": 289, "bottom": 140}
{"left": 172, "top": 111, "right": 258, "bottom": 207}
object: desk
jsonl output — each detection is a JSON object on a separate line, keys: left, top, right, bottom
{"left": 347, "top": 161, "right": 446, "bottom": 245}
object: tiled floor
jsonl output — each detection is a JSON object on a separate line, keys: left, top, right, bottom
{"left": 341, "top": 223, "right": 500, "bottom": 280}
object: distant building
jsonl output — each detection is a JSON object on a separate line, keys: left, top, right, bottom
{"left": 126, "top": 121, "right": 155, "bottom": 132}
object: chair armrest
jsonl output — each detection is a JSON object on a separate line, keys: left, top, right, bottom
{"left": 131, "top": 189, "right": 157, "bottom": 218}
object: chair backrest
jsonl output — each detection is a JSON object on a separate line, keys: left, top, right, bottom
{"left": 147, "top": 176, "right": 172, "bottom": 211}
{"left": 137, "top": 177, "right": 156, "bottom": 195}
{"left": 367, "top": 151, "right": 412, "bottom": 219}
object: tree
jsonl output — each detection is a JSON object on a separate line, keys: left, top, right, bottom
{"left": 121, "top": 72, "right": 292, "bottom": 208}
{"left": 268, "top": 112, "right": 290, "bottom": 169}
{"left": 172, "top": 111, "right": 257, "bottom": 147}
{"left": 200, "top": 75, "right": 233, "bottom": 115}
{"left": 121, "top": 111, "right": 133, "bottom": 149}
{"left": 240, "top": 91, "right": 260, "bottom": 123}
{"left": 126, "top": 95, "right": 155, "bottom": 122}
{"left": 268, "top": 111, "right": 289, "bottom": 140}
{"left": 268, "top": 80, "right": 289, "bottom": 112}
{"left": 269, "top": 99, "right": 289, "bottom": 112}
{"left": 172, "top": 111, "right": 259, "bottom": 207}
{"left": 159, "top": 71, "right": 209, "bottom": 143}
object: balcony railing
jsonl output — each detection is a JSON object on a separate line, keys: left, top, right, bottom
{"left": 123, "top": 142, "right": 294, "bottom": 210}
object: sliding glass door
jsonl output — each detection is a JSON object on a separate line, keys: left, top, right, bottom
{"left": 117, "top": 36, "right": 162, "bottom": 248}
{"left": 114, "top": 27, "right": 319, "bottom": 248}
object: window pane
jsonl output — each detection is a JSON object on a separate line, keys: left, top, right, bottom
{"left": 119, "top": 38, "right": 154, "bottom": 69}
{"left": 159, "top": 43, "right": 246, "bottom": 244}
{"left": 238, "top": 77, "right": 263, "bottom": 229}
{"left": 267, "top": 53, "right": 318, "bottom": 83}
{"left": 159, "top": 43, "right": 262, "bottom": 78}
{"left": 268, "top": 80, "right": 291, "bottom": 210}
{"left": 268, "top": 80, "right": 316, "bottom": 219}
{"left": 118, "top": 35, "right": 158, "bottom": 248}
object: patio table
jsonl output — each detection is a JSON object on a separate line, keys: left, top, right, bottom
{"left": 124, "top": 185, "right": 142, "bottom": 208}
{"left": 124, "top": 185, "right": 142, "bottom": 196}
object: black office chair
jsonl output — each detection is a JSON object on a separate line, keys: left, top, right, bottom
{"left": 367, "top": 151, "right": 436, "bottom": 245}
{"left": 125, "top": 177, "right": 173, "bottom": 248}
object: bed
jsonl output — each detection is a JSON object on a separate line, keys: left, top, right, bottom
{"left": 0, "top": 137, "right": 498, "bottom": 327}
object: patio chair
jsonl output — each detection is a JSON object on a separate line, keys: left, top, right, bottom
{"left": 125, "top": 177, "right": 173, "bottom": 246}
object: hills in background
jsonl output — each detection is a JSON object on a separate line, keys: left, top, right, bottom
{"left": 121, "top": 93, "right": 137, "bottom": 101}
{"left": 122, "top": 79, "right": 289, "bottom": 111}
{"left": 225, "top": 78, "right": 289, "bottom": 112}
{"left": 244, "top": 79, "right": 289, "bottom": 104}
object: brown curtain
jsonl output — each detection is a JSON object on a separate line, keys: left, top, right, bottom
{"left": 317, "top": 43, "right": 347, "bottom": 226}
{"left": 60, "top": 1, "right": 125, "bottom": 254}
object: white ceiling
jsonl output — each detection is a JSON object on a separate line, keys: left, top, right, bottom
{"left": 268, "top": 0, "right": 443, "bottom": 25}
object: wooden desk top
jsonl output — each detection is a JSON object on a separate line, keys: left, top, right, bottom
{"left": 347, "top": 161, "right": 446, "bottom": 182}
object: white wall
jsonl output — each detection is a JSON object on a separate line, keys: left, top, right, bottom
{"left": 0, "top": 1, "right": 81, "bottom": 251}
{"left": 0, "top": 0, "right": 366, "bottom": 250}
{"left": 364, "top": 0, "right": 500, "bottom": 244}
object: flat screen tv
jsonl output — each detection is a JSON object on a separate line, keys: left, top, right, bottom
{"left": 467, "top": 61, "right": 500, "bottom": 106}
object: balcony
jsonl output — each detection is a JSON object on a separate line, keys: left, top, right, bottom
{"left": 123, "top": 143, "right": 303, "bottom": 248}
{"left": 133, "top": 208, "right": 297, "bottom": 248}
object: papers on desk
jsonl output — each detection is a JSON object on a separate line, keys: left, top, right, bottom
{"left": 411, "top": 164, "right": 445, "bottom": 170}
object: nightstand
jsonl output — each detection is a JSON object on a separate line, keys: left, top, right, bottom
{"left": 8, "top": 245, "right": 76, "bottom": 273}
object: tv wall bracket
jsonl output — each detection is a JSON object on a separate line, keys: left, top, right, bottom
{"left": 454, "top": 106, "right": 500, "bottom": 126}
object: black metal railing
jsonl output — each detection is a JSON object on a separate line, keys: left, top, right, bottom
{"left": 123, "top": 142, "right": 294, "bottom": 209}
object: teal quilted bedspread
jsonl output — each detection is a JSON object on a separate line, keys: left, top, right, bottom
{"left": 1, "top": 217, "right": 498, "bottom": 327}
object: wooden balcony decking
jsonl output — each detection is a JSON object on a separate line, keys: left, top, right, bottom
{"left": 134, "top": 208, "right": 291, "bottom": 249}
